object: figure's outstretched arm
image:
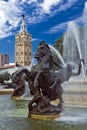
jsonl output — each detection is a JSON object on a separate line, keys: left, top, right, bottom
{"left": 72, "top": 59, "right": 84, "bottom": 76}
{"left": 53, "top": 60, "right": 63, "bottom": 69}
{"left": 49, "top": 56, "right": 64, "bottom": 69}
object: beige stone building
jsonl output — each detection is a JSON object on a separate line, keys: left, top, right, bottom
{"left": 0, "top": 54, "right": 9, "bottom": 66}
{"left": 15, "top": 15, "right": 32, "bottom": 66}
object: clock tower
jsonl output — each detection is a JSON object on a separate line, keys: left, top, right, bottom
{"left": 15, "top": 15, "right": 32, "bottom": 66}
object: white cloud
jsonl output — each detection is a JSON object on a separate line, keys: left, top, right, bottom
{"left": 27, "top": 0, "right": 62, "bottom": 24}
{"left": 46, "top": 22, "right": 67, "bottom": 34}
{"left": 0, "top": 0, "right": 22, "bottom": 39}
{"left": 28, "top": 0, "right": 37, "bottom": 4}
{"left": 46, "top": 13, "right": 85, "bottom": 34}
{"left": 21, "top": 0, "right": 27, "bottom": 3}
{"left": 40, "top": 0, "right": 62, "bottom": 13}
{"left": 32, "top": 38, "right": 39, "bottom": 41}
{"left": 0, "top": 0, "right": 81, "bottom": 39}
{"left": 21, "top": 0, "right": 37, "bottom": 4}
{"left": 58, "top": 0, "right": 78, "bottom": 11}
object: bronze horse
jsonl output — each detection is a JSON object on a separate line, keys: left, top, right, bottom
{"left": 11, "top": 43, "right": 83, "bottom": 113}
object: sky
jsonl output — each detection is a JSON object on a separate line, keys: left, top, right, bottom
{"left": 0, "top": 0, "right": 87, "bottom": 63}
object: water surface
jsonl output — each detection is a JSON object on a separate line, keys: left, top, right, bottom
{"left": 0, "top": 94, "right": 87, "bottom": 130}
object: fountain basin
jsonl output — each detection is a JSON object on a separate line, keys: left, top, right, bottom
{"left": 28, "top": 113, "right": 60, "bottom": 120}
{"left": 11, "top": 95, "right": 33, "bottom": 101}
{"left": 0, "top": 89, "right": 14, "bottom": 95}
{"left": 63, "top": 80, "right": 87, "bottom": 107}
{"left": 0, "top": 85, "right": 14, "bottom": 95}
{"left": 0, "top": 94, "right": 87, "bottom": 130}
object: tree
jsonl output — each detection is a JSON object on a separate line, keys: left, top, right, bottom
{"left": 53, "top": 35, "right": 64, "bottom": 56}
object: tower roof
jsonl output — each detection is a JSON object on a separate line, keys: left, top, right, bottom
{"left": 20, "top": 14, "right": 27, "bottom": 33}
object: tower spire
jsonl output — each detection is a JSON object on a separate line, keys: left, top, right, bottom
{"left": 20, "top": 14, "right": 27, "bottom": 32}
{"left": 22, "top": 14, "right": 24, "bottom": 20}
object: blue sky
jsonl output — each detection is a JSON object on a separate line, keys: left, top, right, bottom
{"left": 0, "top": 0, "right": 86, "bottom": 63}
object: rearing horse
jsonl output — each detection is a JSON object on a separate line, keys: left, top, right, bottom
{"left": 11, "top": 43, "right": 83, "bottom": 110}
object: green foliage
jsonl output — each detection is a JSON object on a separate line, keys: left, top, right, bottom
{"left": 53, "top": 35, "right": 64, "bottom": 56}
{"left": 51, "top": 35, "right": 64, "bottom": 70}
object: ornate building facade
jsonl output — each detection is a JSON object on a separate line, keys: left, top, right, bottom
{"left": 15, "top": 15, "right": 32, "bottom": 66}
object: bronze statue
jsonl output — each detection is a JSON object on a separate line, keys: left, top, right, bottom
{"left": 11, "top": 69, "right": 26, "bottom": 96}
{"left": 0, "top": 71, "right": 10, "bottom": 84}
{"left": 28, "top": 95, "right": 61, "bottom": 115}
{"left": 10, "top": 41, "right": 83, "bottom": 116}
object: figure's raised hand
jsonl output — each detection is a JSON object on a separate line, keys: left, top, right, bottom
{"left": 80, "top": 59, "right": 84, "bottom": 64}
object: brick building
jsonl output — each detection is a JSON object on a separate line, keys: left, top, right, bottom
{"left": 0, "top": 54, "right": 9, "bottom": 66}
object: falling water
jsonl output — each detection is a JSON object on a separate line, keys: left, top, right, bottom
{"left": 20, "top": 58, "right": 34, "bottom": 98}
{"left": 83, "top": 2, "right": 87, "bottom": 69}
{"left": 20, "top": 81, "right": 30, "bottom": 99}
{"left": 68, "top": 22, "right": 82, "bottom": 59}
{"left": 25, "top": 57, "right": 34, "bottom": 71}
{"left": 49, "top": 44, "right": 66, "bottom": 67}
{"left": 62, "top": 2, "right": 87, "bottom": 108}
{"left": 64, "top": 21, "right": 85, "bottom": 79}
{"left": 83, "top": 1, "right": 87, "bottom": 23}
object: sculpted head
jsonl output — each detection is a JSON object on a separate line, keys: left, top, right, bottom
{"left": 34, "top": 41, "right": 50, "bottom": 61}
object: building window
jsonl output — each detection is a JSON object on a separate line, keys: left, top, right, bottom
{"left": 25, "top": 52, "right": 27, "bottom": 55}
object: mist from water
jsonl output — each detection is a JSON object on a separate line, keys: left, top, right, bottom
{"left": 49, "top": 44, "right": 66, "bottom": 67}
{"left": 63, "top": 1, "right": 87, "bottom": 79}
{"left": 68, "top": 22, "right": 82, "bottom": 59}
{"left": 68, "top": 22, "right": 85, "bottom": 79}
{"left": 83, "top": 1, "right": 87, "bottom": 24}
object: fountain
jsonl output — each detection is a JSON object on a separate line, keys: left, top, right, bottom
{"left": 62, "top": 1, "right": 87, "bottom": 107}
{"left": 68, "top": 21, "right": 85, "bottom": 78}
{"left": 0, "top": 41, "right": 87, "bottom": 129}
{"left": 0, "top": 1, "right": 87, "bottom": 129}
{"left": 0, "top": 57, "right": 35, "bottom": 96}
{"left": 8, "top": 41, "right": 83, "bottom": 120}
{"left": 49, "top": 44, "right": 66, "bottom": 67}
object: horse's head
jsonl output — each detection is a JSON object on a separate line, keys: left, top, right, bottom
{"left": 34, "top": 45, "right": 50, "bottom": 61}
